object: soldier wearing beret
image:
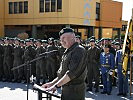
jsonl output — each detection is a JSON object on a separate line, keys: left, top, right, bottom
{"left": 23, "top": 39, "right": 36, "bottom": 83}
{"left": 86, "top": 39, "right": 101, "bottom": 92}
{"left": 46, "top": 37, "right": 58, "bottom": 82}
{"left": 42, "top": 28, "right": 87, "bottom": 100}
{"left": 0, "top": 39, "right": 4, "bottom": 81}
{"left": 35, "top": 39, "right": 46, "bottom": 84}
{"left": 12, "top": 38, "right": 24, "bottom": 83}
{"left": 3, "top": 37, "right": 14, "bottom": 82}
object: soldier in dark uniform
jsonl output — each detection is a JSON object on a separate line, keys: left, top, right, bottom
{"left": 0, "top": 39, "right": 4, "bottom": 81}
{"left": 42, "top": 28, "right": 87, "bottom": 100}
{"left": 23, "top": 39, "right": 36, "bottom": 83}
{"left": 75, "top": 35, "right": 81, "bottom": 44}
{"left": 41, "top": 40, "right": 48, "bottom": 83}
{"left": 12, "top": 38, "right": 24, "bottom": 82}
{"left": 35, "top": 39, "right": 46, "bottom": 84}
{"left": 3, "top": 37, "right": 14, "bottom": 82}
{"left": 20, "top": 40, "right": 25, "bottom": 80}
{"left": 46, "top": 37, "right": 58, "bottom": 82}
{"left": 86, "top": 39, "right": 101, "bottom": 92}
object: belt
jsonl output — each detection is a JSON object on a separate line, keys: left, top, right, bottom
{"left": 101, "top": 64, "right": 110, "bottom": 67}
{"left": 118, "top": 63, "right": 122, "bottom": 65}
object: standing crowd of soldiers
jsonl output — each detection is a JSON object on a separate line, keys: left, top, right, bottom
{"left": 0, "top": 37, "right": 65, "bottom": 85}
{"left": 0, "top": 35, "right": 130, "bottom": 97}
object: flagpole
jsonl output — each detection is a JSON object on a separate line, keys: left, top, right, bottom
{"left": 130, "top": 9, "right": 133, "bottom": 97}
{"left": 130, "top": 53, "right": 132, "bottom": 97}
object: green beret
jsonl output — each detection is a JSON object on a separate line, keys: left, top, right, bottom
{"left": 104, "top": 44, "right": 110, "bottom": 48}
{"left": 90, "top": 39, "right": 95, "bottom": 42}
{"left": 59, "top": 28, "right": 74, "bottom": 36}
{"left": 4, "top": 37, "right": 10, "bottom": 40}
{"left": 25, "top": 39, "right": 30, "bottom": 42}
{"left": 42, "top": 40, "right": 48, "bottom": 43}
{"left": 20, "top": 40, "right": 25, "bottom": 44}
{"left": 76, "top": 35, "right": 80, "bottom": 39}
{"left": 48, "top": 37, "right": 54, "bottom": 41}
{"left": 114, "top": 42, "right": 120, "bottom": 45}
{"left": 37, "top": 39, "right": 42, "bottom": 43}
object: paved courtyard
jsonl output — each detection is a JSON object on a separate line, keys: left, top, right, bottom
{"left": 0, "top": 82, "right": 133, "bottom": 100}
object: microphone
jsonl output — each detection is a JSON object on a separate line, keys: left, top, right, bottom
{"left": 39, "top": 50, "right": 58, "bottom": 56}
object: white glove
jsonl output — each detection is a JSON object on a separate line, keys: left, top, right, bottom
{"left": 115, "top": 69, "right": 118, "bottom": 72}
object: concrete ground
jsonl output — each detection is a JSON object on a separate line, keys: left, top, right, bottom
{"left": 0, "top": 82, "right": 133, "bottom": 100}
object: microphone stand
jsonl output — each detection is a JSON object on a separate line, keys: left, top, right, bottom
{"left": 11, "top": 50, "right": 58, "bottom": 100}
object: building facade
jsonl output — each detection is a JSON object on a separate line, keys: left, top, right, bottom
{"left": 0, "top": 0, "right": 122, "bottom": 39}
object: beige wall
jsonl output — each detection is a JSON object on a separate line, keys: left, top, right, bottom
{"left": 95, "top": 28, "right": 113, "bottom": 39}
{"left": 100, "top": 0, "right": 122, "bottom": 28}
{"left": 69, "top": 0, "right": 99, "bottom": 26}
{"left": 4, "top": 0, "right": 123, "bottom": 27}
{"left": 0, "top": 0, "right": 4, "bottom": 37}
{"left": 1, "top": 0, "right": 123, "bottom": 38}
{"left": 5, "top": 0, "right": 70, "bottom": 25}
{"left": 4, "top": 0, "right": 100, "bottom": 26}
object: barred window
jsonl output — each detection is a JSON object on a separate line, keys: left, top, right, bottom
{"left": 40, "top": 0, "right": 44, "bottom": 12}
{"left": 51, "top": 0, "right": 56, "bottom": 12}
{"left": 57, "top": 0, "right": 62, "bottom": 12}
{"left": 19, "top": 2, "right": 23, "bottom": 13}
{"left": 45, "top": 0, "right": 50, "bottom": 12}
{"left": 96, "top": 2, "right": 100, "bottom": 20}
{"left": 24, "top": 1, "right": 28, "bottom": 13}
{"left": 9, "top": 2, "right": 13, "bottom": 14}
{"left": 14, "top": 2, "right": 18, "bottom": 14}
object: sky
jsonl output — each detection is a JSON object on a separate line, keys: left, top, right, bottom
{"left": 113, "top": 0, "right": 133, "bottom": 21}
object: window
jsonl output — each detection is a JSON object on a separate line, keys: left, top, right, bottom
{"left": 40, "top": 0, "right": 44, "bottom": 12}
{"left": 9, "top": 1, "right": 28, "bottom": 14}
{"left": 96, "top": 3, "right": 100, "bottom": 20}
{"left": 45, "top": 0, "right": 50, "bottom": 12}
{"left": 24, "top": 1, "right": 28, "bottom": 13}
{"left": 14, "top": 2, "right": 18, "bottom": 14}
{"left": 51, "top": 0, "right": 56, "bottom": 12}
{"left": 57, "top": 0, "right": 62, "bottom": 12}
{"left": 19, "top": 2, "right": 23, "bottom": 13}
{"left": 122, "top": 25, "right": 127, "bottom": 31}
{"left": 9, "top": 2, "right": 13, "bottom": 14}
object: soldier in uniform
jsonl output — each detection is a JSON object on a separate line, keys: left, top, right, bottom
{"left": 42, "top": 28, "right": 87, "bottom": 100}
{"left": 115, "top": 48, "right": 129, "bottom": 97}
{"left": 23, "top": 39, "right": 36, "bottom": 83}
{"left": 100, "top": 44, "right": 115, "bottom": 95}
{"left": 112, "top": 42, "right": 121, "bottom": 86}
{"left": 12, "top": 38, "right": 24, "bottom": 82}
{"left": 86, "top": 39, "right": 101, "bottom": 92}
{"left": 46, "top": 37, "right": 58, "bottom": 82}
{"left": 35, "top": 39, "right": 46, "bottom": 84}
{"left": 3, "top": 37, "right": 14, "bottom": 82}
{"left": 75, "top": 35, "right": 81, "bottom": 44}
{"left": 0, "top": 39, "right": 4, "bottom": 81}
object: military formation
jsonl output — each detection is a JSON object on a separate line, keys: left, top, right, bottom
{"left": 0, "top": 35, "right": 130, "bottom": 97}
